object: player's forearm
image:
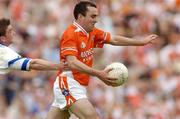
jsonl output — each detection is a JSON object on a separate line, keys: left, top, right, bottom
{"left": 66, "top": 56, "right": 100, "bottom": 77}
{"left": 110, "top": 35, "right": 145, "bottom": 46}
{"left": 29, "top": 59, "right": 61, "bottom": 70}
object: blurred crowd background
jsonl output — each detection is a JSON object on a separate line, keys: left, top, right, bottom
{"left": 0, "top": 0, "right": 180, "bottom": 119}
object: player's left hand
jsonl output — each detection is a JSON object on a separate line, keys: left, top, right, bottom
{"left": 97, "top": 68, "right": 119, "bottom": 87}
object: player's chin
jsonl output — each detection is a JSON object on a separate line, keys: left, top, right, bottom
{"left": 88, "top": 28, "right": 93, "bottom": 32}
{"left": 90, "top": 24, "right": 95, "bottom": 29}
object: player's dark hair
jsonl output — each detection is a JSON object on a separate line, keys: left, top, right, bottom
{"left": 0, "top": 18, "right": 10, "bottom": 36}
{"left": 74, "top": 1, "right": 97, "bottom": 20}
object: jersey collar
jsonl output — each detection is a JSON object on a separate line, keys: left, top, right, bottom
{"left": 73, "top": 21, "right": 89, "bottom": 36}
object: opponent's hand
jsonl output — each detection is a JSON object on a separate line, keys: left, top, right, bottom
{"left": 60, "top": 59, "right": 70, "bottom": 71}
{"left": 142, "top": 34, "right": 158, "bottom": 45}
{"left": 96, "top": 68, "right": 118, "bottom": 86}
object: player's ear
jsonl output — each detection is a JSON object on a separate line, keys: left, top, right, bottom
{"left": 0, "top": 36, "right": 6, "bottom": 43}
{"left": 78, "top": 14, "right": 85, "bottom": 20}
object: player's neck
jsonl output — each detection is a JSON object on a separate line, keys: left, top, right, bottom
{"left": 0, "top": 41, "right": 4, "bottom": 46}
{"left": 0, "top": 37, "right": 7, "bottom": 46}
{"left": 0, "top": 41, "right": 9, "bottom": 46}
{"left": 75, "top": 21, "right": 89, "bottom": 33}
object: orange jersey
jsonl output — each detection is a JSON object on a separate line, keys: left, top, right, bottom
{"left": 59, "top": 22, "right": 111, "bottom": 86}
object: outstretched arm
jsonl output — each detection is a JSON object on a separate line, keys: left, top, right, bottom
{"left": 8, "top": 57, "right": 67, "bottom": 71}
{"left": 29, "top": 59, "right": 66, "bottom": 71}
{"left": 108, "top": 34, "right": 158, "bottom": 46}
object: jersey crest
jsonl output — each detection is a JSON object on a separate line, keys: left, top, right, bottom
{"left": 81, "top": 42, "right": 86, "bottom": 49}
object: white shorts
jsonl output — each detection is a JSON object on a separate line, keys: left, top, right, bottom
{"left": 52, "top": 71, "right": 87, "bottom": 110}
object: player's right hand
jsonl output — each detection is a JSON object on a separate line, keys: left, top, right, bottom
{"left": 97, "top": 68, "right": 119, "bottom": 86}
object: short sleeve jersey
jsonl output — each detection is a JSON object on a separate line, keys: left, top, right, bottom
{"left": 59, "top": 22, "right": 111, "bottom": 86}
{"left": 60, "top": 22, "right": 110, "bottom": 86}
{"left": 0, "top": 44, "right": 31, "bottom": 74}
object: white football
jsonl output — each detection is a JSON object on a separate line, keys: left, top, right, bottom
{"left": 105, "top": 62, "right": 128, "bottom": 86}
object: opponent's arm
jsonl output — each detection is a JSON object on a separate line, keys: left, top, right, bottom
{"left": 8, "top": 58, "right": 67, "bottom": 71}
{"left": 29, "top": 59, "right": 66, "bottom": 71}
{"left": 108, "top": 34, "right": 158, "bottom": 46}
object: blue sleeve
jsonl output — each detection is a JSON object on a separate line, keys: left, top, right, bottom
{"left": 8, "top": 57, "right": 31, "bottom": 71}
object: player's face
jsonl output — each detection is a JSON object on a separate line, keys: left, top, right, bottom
{"left": 5, "top": 25, "right": 15, "bottom": 45}
{"left": 83, "top": 6, "right": 98, "bottom": 32}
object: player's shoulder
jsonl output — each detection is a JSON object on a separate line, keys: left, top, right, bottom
{"left": 0, "top": 45, "right": 20, "bottom": 57}
{"left": 0, "top": 44, "right": 9, "bottom": 52}
{"left": 92, "top": 27, "right": 105, "bottom": 34}
{"left": 0, "top": 44, "right": 6, "bottom": 48}
{"left": 62, "top": 24, "right": 76, "bottom": 36}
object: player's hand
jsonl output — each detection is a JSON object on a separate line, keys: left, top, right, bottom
{"left": 142, "top": 34, "right": 158, "bottom": 45}
{"left": 97, "top": 68, "right": 118, "bottom": 86}
{"left": 60, "top": 60, "right": 70, "bottom": 71}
